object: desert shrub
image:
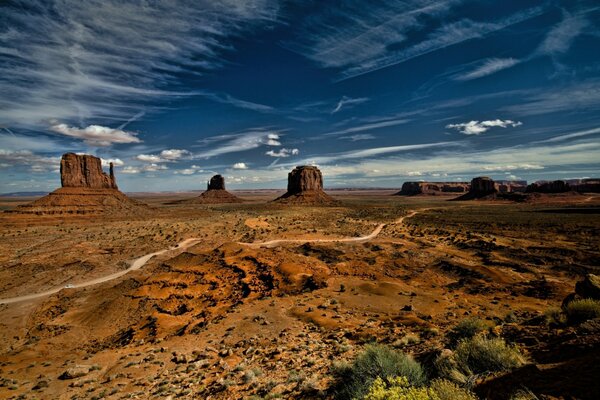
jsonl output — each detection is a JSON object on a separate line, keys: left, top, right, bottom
{"left": 433, "top": 350, "right": 468, "bottom": 384}
{"left": 429, "top": 379, "right": 477, "bottom": 400}
{"left": 544, "top": 307, "right": 566, "bottom": 326}
{"left": 332, "top": 344, "right": 426, "bottom": 400}
{"left": 509, "top": 388, "right": 539, "bottom": 400}
{"left": 361, "top": 376, "right": 436, "bottom": 400}
{"left": 453, "top": 336, "right": 525, "bottom": 375}
{"left": 564, "top": 298, "right": 600, "bottom": 324}
{"left": 360, "top": 377, "right": 477, "bottom": 400}
{"left": 447, "top": 318, "right": 489, "bottom": 345}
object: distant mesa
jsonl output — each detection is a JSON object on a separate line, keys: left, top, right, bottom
{"left": 170, "top": 174, "right": 242, "bottom": 204}
{"left": 453, "top": 176, "right": 497, "bottom": 201}
{"left": 8, "top": 153, "right": 147, "bottom": 215}
{"left": 395, "top": 181, "right": 469, "bottom": 196}
{"left": 274, "top": 166, "right": 338, "bottom": 205}
{"left": 526, "top": 180, "right": 571, "bottom": 194}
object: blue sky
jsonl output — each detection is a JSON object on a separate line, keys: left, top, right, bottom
{"left": 1, "top": 0, "right": 599, "bottom": 193}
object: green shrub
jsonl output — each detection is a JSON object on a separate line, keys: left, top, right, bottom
{"left": 332, "top": 344, "right": 426, "bottom": 400}
{"left": 453, "top": 336, "right": 525, "bottom": 375}
{"left": 544, "top": 307, "right": 566, "bottom": 326}
{"left": 361, "top": 376, "right": 437, "bottom": 400}
{"left": 564, "top": 298, "right": 600, "bottom": 324}
{"left": 360, "top": 377, "right": 477, "bottom": 400}
{"left": 429, "top": 379, "right": 477, "bottom": 400}
{"left": 447, "top": 318, "right": 489, "bottom": 345}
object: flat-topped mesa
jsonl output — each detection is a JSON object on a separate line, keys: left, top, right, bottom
{"left": 454, "top": 176, "right": 497, "bottom": 200}
{"left": 60, "top": 153, "right": 117, "bottom": 189}
{"left": 274, "top": 166, "right": 338, "bottom": 204}
{"left": 395, "top": 181, "right": 469, "bottom": 196}
{"left": 526, "top": 180, "right": 570, "bottom": 194}
{"left": 207, "top": 174, "right": 226, "bottom": 191}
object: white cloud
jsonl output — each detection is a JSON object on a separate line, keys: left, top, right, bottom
{"left": 233, "top": 162, "right": 249, "bottom": 169}
{"left": 455, "top": 58, "right": 520, "bottom": 81}
{"left": 0, "top": 149, "right": 60, "bottom": 172}
{"left": 142, "top": 163, "right": 168, "bottom": 172}
{"left": 339, "top": 134, "right": 376, "bottom": 141}
{"left": 50, "top": 123, "right": 141, "bottom": 147}
{"left": 446, "top": 119, "right": 522, "bottom": 135}
{"left": 174, "top": 168, "right": 197, "bottom": 175}
{"left": 136, "top": 154, "right": 163, "bottom": 163}
{"left": 194, "top": 129, "right": 284, "bottom": 158}
{"left": 101, "top": 158, "right": 125, "bottom": 167}
{"left": 121, "top": 166, "right": 140, "bottom": 174}
{"left": 160, "top": 149, "right": 190, "bottom": 160}
{"left": 265, "top": 148, "right": 299, "bottom": 157}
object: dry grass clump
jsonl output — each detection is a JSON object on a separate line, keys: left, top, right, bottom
{"left": 564, "top": 298, "right": 600, "bottom": 324}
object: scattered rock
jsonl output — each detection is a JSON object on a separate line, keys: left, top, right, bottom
{"left": 58, "top": 365, "right": 91, "bottom": 380}
{"left": 575, "top": 274, "right": 600, "bottom": 300}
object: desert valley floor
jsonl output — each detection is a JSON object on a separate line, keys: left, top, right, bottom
{"left": 1, "top": 191, "right": 599, "bottom": 399}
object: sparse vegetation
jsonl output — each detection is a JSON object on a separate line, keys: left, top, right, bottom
{"left": 453, "top": 336, "right": 525, "bottom": 376}
{"left": 332, "top": 344, "right": 426, "bottom": 400}
{"left": 447, "top": 318, "right": 490, "bottom": 345}
{"left": 564, "top": 298, "right": 600, "bottom": 324}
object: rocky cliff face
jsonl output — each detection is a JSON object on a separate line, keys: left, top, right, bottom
{"left": 275, "top": 166, "right": 337, "bottom": 204}
{"left": 287, "top": 166, "right": 323, "bottom": 194}
{"left": 60, "top": 153, "right": 117, "bottom": 189}
{"left": 207, "top": 175, "right": 226, "bottom": 191}
{"left": 470, "top": 177, "right": 496, "bottom": 196}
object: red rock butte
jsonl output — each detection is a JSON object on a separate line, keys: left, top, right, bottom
{"left": 274, "top": 166, "right": 338, "bottom": 204}
{"left": 8, "top": 153, "right": 147, "bottom": 215}
{"left": 170, "top": 174, "right": 242, "bottom": 204}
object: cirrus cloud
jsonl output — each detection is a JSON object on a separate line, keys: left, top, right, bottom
{"left": 446, "top": 119, "right": 522, "bottom": 135}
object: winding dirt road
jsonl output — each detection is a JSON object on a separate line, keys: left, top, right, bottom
{"left": 238, "top": 210, "right": 420, "bottom": 248}
{"left": 0, "top": 210, "right": 422, "bottom": 305}
{"left": 0, "top": 238, "right": 202, "bottom": 305}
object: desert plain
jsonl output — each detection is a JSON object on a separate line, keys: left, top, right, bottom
{"left": 0, "top": 189, "right": 599, "bottom": 400}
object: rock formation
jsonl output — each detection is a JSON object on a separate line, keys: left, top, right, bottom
{"left": 395, "top": 181, "right": 470, "bottom": 196}
{"left": 526, "top": 180, "right": 570, "bottom": 194}
{"left": 8, "top": 153, "right": 146, "bottom": 215}
{"left": 454, "top": 177, "right": 497, "bottom": 200}
{"left": 170, "top": 174, "right": 242, "bottom": 204}
{"left": 60, "top": 153, "right": 117, "bottom": 189}
{"left": 207, "top": 174, "right": 225, "bottom": 191}
{"left": 274, "top": 166, "right": 338, "bottom": 204}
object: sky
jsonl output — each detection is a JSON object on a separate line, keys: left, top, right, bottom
{"left": 1, "top": 0, "right": 599, "bottom": 193}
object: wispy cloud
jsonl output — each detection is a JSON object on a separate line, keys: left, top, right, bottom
{"left": 339, "top": 134, "right": 376, "bottom": 141}
{"left": 0, "top": 1, "right": 280, "bottom": 128}
{"left": 536, "top": 12, "right": 589, "bottom": 55}
{"left": 320, "top": 118, "right": 410, "bottom": 138}
{"left": 537, "top": 126, "right": 600, "bottom": 143}
{"left": 49, "top": 123, "right": 141, "bottom": 146}
{"left": 446, "top": 119, "right": 522, "bottom": 135}
{"left": 455, "top": 58, "right": 520, "bottom": 81}
{"left": 265, "top": 148, "right": 299, "bottom": 157}
{"left": 331, "top": 96, "right": 369, "bottom": 114}
{"left": 193, "top": 129, "right": 284, "bottom": 159}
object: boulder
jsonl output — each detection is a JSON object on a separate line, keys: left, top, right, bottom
{"left": 274, "top": 166, "right": 337, "bottom": 204}
{"left": 575, "top": 274, "right": 600, "bottom": 300}
{"left": 60, "top": 153, "right": 117, "bottom": 189}
{"left": 58, "top": 365, "right": 91, "bottom": 380}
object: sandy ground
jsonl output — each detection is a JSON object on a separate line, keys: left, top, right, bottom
{"left": 0, "top": 191, "right": 599, "bottom": 399}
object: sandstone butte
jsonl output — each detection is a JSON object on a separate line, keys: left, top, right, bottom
{"left": 274, "top": 165, "right": 338, "bottom": 205}
{"left": 9, "top": 153, "right": 147, "bottom": 215}
{"left": 453, "top": 176, "right": 498, "bottom": 201}
{"left": 170, "top": 174, "right": 243, "bottom": 204}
